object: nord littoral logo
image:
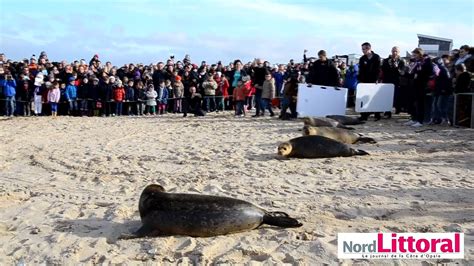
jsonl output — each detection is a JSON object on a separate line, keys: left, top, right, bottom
{"left": 338, "top": 233, "right": 464, "bottom": 259}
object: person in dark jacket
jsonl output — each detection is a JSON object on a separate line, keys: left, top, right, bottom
{"left": 227, "top": 60, "right": 248, "bottom": 110}
{"left": 152, "top": 62, "right": 167, "bottom": 89}
{"left": 429, "top": 58, "right": 452, "bottom": 125}
{"left": 381, "top": 46, "right": 406, "bottom": 117}
{"left": 405, "top": 48, "right": 435, "bottom": 127}
{"left": 251, "top": 58, "right": 267, "bottom": 117}
{"left": 453, "top": 63, "right": 472, "bottom": 127}
{"left": 89, "top": 77, "right": 100, "bottom": 116}
{"left": 358, "top": 42, "right": 382, "bottom": 121}
{"left": 77, "top": 77, "right": 90, "bottom": 116}
{"left": 125, "top": 79, "right": 135, "bottom": 115}
{"left": 279, "top": 77, "right": 298, "bottom": 119}
{"left": 16, "top": 74, "right": 31, "bottom": 116}
{"left": 307, "top": 50, "right": 340, "bottom": 87}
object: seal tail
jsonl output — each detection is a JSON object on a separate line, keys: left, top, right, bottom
{"left": 352, "top": 149, "right": 369, "bottom": 156}
{"left": 263, "top": 212, "right": 303, "bottom": 228}
{"left": 356, "top": 137, "right": 377, "bottom": 144}
{"left": 339, "top": 125, "right": 355, "bottom": 130}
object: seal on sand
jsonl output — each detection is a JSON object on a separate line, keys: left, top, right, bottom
{"left": 277, "top": 135, "right": 369, "bottom": 158}
{"left": 303, "top": 125, "right": 376, "bottom": 144}
{"left": 326, "top": 115, "right": 365, "bottom": 125}
{"left": 119, "top": 184, "right": 302, "bottom": 238}
{"left": 303, "top": 117, "right": 354, "bottom": 130}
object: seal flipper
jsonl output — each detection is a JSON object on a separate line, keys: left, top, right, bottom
{"left": 118, "top": 224, "right": 161, "bottom": 240}
{"left": 351, "top": 149, "right": 369, "bottom": 156}
{"left": 356, "top": 137, "right": 377, "bottom": 144}
{"left": 339, "top": 125, "right": 355, "bottom": 130}
{"left": 263, "top": 212, "right": 302, "bottom": 228}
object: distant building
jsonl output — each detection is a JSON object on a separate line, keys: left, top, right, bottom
{"left": 417, "top": 34, "right": 453, "bottom": 57}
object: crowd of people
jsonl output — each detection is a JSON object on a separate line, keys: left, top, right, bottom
{"left": 0, "top": 43, "right": 472, "bottom": 126}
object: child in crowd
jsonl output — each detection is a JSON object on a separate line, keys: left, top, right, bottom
{"left": 113, "top": 80, "right": 125, "bottom": 116}
{"left": 157, "top": 80, "right": 169, "bottom": 115}
{"left": 78, "top": 77, "right": 89, "bottom": 116}
{"left": 59, "top": 82, "right": 67, "bottom": 115}
{"left": 216, "top": 72, "right": 229, "bottom": 112}
{"left": 48, "top": 81, "right": 61, "bottom": 117}
{"left": 173, "top": 76, "right": 184, "bottom": 113}
{"left": 33, "top": 73, "right": 44, "bottom": 116}
{"left": 145, "top": 84, "right": 157, "bottom": 115}
{"left": 65, "top": 76, "right": 78, "bottom": 116}
{"left": 233, "top": 79, "right": 246, "bottom": 117}
{"left": 135, "top": 80, "right": 146, "bottom": 115}
{"left": 91, "top": 78, "right": 101, "bottom": 116}
{"left": 125, "top": 80, "right": 135, "bottom": 115}
{"left": 261, "top": 72, "right": 276, "bottom": 116}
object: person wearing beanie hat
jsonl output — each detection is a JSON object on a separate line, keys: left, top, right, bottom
{"left": 65, "top": 76, "right": 78, "bottom": 115}
{"left": 113, "top": 79, "right": 126, "bottom": 116}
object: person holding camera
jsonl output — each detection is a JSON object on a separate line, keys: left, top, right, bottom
{"left": 1, "top": 73, "right": 17, "bottom": 117}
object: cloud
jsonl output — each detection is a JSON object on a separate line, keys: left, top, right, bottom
{"left": 1, "top": 0, "right": 472, "bottom": 65}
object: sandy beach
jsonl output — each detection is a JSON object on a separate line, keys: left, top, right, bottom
{"left": 0, "top": 112, "right": 473, "bottom": 265}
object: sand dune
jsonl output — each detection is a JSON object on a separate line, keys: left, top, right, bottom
{"left": 0, "top": 112, "right": 473, "bottom": 265}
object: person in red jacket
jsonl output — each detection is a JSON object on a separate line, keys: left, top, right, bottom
{"left": 113, "top": 80, "right": 126, "bottom": 116}
{"left": 215, "top": 71, "right": 229, "bottom": 112}
{"left": 233, "top": 79, "right": 246, "bottom": 117}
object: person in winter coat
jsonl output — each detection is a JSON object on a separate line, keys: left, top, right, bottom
{"left": 280, "top": 77, "right": 298, "bottom": 119}
{"left": 77, "top": 77, "right": 90, "bottom": 116}
{"left": 273, "top": 64, "right": 287, "bottom": 96}
{"left": 233, "top": 79, "right": 246, "bottom": 117}
{"left": 134, "top": 80, "right": 146, "bottom": 115}
{"left": 173, "top": 76, "right": 184, "bottom": 113}
{"left": 261, "top": 72, "right": 276, "bottom": 116}
{"left": 125, "top": 80, "right": 135, "bottom": 115}
{"left": 157, "top": 80, "right": 170, "bottom": 115}
{"left": 48, "top": 81, "right": 61, "bottom": 117}
{"left": 381, "top": 46, "right": 406, "bottom": 117}
{"left": 16, "top": 74, "right": 31, "bottom": 116}
{"left": 358, "top": 42, "right": 382, "bottom": 121}
{"left": 65, "top": 76, "right": 78, "bottom": 115}
{"left": 202, "top": 74, "right": 218, "bottom": 112}
{"left": 344, "top": 62, "right": 358, "bottom": 107}
{"left": 429, "top": 58, "right": 452, "bottom": 125}
{"left": 307, "top": 50, "right": 340, "bottom": 87}
{"left": 33, "top": 76, "right": 46, "bottom": 116}
{"left": 454, "top": 63, "right": 472, "bottom": 127}
{"left": 113, "top": 80, "right": 126, "bottom": 116}
{"left": 145, "top": 84, "right": 158, "bottom": 115}
{"left": 405, "top": 48, "right": 436, "bottom": 127}
{"left": 218, "top": 74, "right": 229, "bottom": 111}
{"left": 1, "top": 74, "right": 16, "bottom": 116}
{"left": 227, "top": 60, "right": 248, "bottom": 109}
{"left": 250, "top": 58, "right": 267, "bottom": 117}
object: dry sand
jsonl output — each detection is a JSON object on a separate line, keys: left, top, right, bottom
{"left": 0, "top": 112, "right": 473, "bottom": 265}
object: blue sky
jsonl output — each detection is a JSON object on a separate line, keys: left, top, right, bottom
{"left": 0, "top": 0, "right": 472, "bottom": 65}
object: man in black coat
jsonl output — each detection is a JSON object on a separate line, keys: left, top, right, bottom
{"left": 152, "top": 62, "right": 166, "bottom": 89}
{"left": 358, "top": 42, "right": 382, "bottom": 121}
{"left": 381, "top": 46, "right": 406, "bottom": 117}
{"left": 251, "top": 58, "right": 267, "bottom": 117}
{"left": 307, "top": 50, "right": 340, "bottom": 87}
